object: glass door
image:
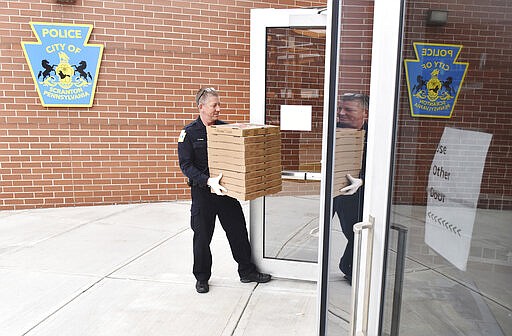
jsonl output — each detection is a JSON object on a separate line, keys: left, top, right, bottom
{"left": 325, "top": 0, "right": 512, "bottom": 335}
{"left": 318, "top": 0, "right": 405, "bottom": 335}
{"left": 249, "top": 8, "right": 327, "bottom": 280}
{"left": 379, "top": 1, "right": 512, "bottom": 335}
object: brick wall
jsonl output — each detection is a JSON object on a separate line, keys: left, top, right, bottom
{"left": 393, "top": 0, "right": 512, "bottom": 210}
{"left": 2, "top": 0, "right": 509, "bottom": 211}
{"left": 333, "top": 0, "right": 511, "bottom": 210}
{"left": 0, "top": 0, "right": 326, "bottom": 210}
{"left": 337, "top": 0, "right": 374, "bottom": 95}
{"left": 264, "top": 1, "right": 373, "bottom": 198}
{"left": 330, "top": 0, "right": 511, "bottom": 211}
{"left": 265, "top": 27, "right": 326, "bottom": 173}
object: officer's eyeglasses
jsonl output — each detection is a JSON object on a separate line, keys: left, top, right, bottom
{"left": 196, "top": 87, "right": 216, "bottom": 104}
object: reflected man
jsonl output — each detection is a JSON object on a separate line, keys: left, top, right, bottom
{"left": 333, "top": 93, "right": 369, "bottom": 284}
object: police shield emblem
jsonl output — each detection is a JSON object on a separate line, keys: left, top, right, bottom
{"left": 404, "top": 43, "right": 469, "bottom": 118}
{"left": 21, "top": 22, "right": 104, "bottom": 107}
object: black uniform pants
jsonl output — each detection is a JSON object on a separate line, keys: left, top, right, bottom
{"left": 333, "top": 191, "right": 363, "bottom": 277}
{"left": 190, "top": 187, "right": 256, "bottom": 281}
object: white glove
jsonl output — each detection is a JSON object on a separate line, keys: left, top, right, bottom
{"left": 207, "top": 173, "right": 227, "bottom": 196}
{"left": 339, "top": 174, "right": 363, "bottom": 195}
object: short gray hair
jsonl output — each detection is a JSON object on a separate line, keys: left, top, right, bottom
{"left": 195, "top": 87, "right": 218, "bottom": 106}
{"left": 341, "top": 93, "right": 369, "bottom": 110}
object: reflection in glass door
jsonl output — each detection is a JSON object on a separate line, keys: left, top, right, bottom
{"left": 249, "top": 8, "right": 326, "bottom": 280}
{"left": 264, "top": 27, "right": 326, "bottom": 263}
{"left": 321, "top": 1, "right": 375, "bottom": 335}
{"left": 380, "top": 1, "right": 512, "bottom": 335}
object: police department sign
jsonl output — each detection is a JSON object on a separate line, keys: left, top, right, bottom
{"left": 22, "top": 22, "right": 103, "bottom": 107}
{"left": 404, "top": 43, "right": 468, "bottom": 118}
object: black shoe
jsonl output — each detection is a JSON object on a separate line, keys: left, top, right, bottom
{"left": 240, "top": 271, "right": 271, "bottom": 283}
{"left": 195, "top": 280, "right": 209, "bottom": 293}
{"left": 344, "top": 275, "right": 352, "bottom": 286}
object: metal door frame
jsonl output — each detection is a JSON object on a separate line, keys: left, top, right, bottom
{"left": 350, "top": 0, "right": 405, "bottom": 334}
{"left": 249, "top": 2, "right": 406, "bottom": 333}
{"left": 314, "top": 0, "right": 405, "bottom": 334}
{"left": 249, "top": 8, "right": 327, "bottom": 281}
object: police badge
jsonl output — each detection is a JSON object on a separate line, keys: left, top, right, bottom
{"left": 404, "top": 43, "right": 469, "bottom": 118}
{"left": 21, "top": 22, "right": 104, "bottom": 107}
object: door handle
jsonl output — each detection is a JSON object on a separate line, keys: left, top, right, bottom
{"left": 350, "top": 216, "right": 375, "bottom": 336}
{"left": 282, "top": 171, "right": 306, "bottom": 180}
{"left": 305, "top": 172, "right": 321, "bottom": 180}
{"left": 281, "top": 170, "right": 321, "bottom": 181}
{"left": 389, "top": 223, "right": 408, "bottom": 336}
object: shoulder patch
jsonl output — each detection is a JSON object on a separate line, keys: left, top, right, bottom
{"left": 178, "top": 130, "right": 187, "bottom": 143}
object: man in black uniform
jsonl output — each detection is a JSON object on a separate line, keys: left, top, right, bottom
{"left": 177, "top": 87, "right": 271, "bottom": 293}
{"left": 332, "top": 93, "right": 369, "bottom": 285}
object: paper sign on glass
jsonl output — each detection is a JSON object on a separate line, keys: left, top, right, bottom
{"left": 425, "top": 127, "right": 492, "bottom": 271}
{"left": 280, "top": 105, "right": 312, "bottom": 131}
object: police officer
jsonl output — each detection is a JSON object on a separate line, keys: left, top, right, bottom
{"left": 178, "top": 87, "right": 271, "bottom": 293}
{"left": 333, "top": 93, "right": 369, "bottom": 285}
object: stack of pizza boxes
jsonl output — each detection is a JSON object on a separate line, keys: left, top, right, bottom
{"left": 333, "top": 128, "right": 365, "bottom": 197}
{"left": 207, "top": 123, "right": 282, "bottom": 201}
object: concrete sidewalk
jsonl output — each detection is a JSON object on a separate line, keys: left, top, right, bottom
{"left": 0, "top": 201, "right": 318, "bottom": 335}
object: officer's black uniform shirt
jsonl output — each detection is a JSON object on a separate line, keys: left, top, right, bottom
{"left": 178, "top": 117, "right": 226, "bottom": 188}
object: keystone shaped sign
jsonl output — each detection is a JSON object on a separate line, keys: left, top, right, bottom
{"left": 404, "top": 42, "right": 468, "bottom": 118}
{"left": 22, "top": 22, "right": 104, "bottom": 107}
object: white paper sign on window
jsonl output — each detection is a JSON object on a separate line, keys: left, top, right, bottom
{"left": 280, "top": 105, "right": 312, "bottom": 131}
{"left": 425, "top": 127, "right": 492, "bottom": 271}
